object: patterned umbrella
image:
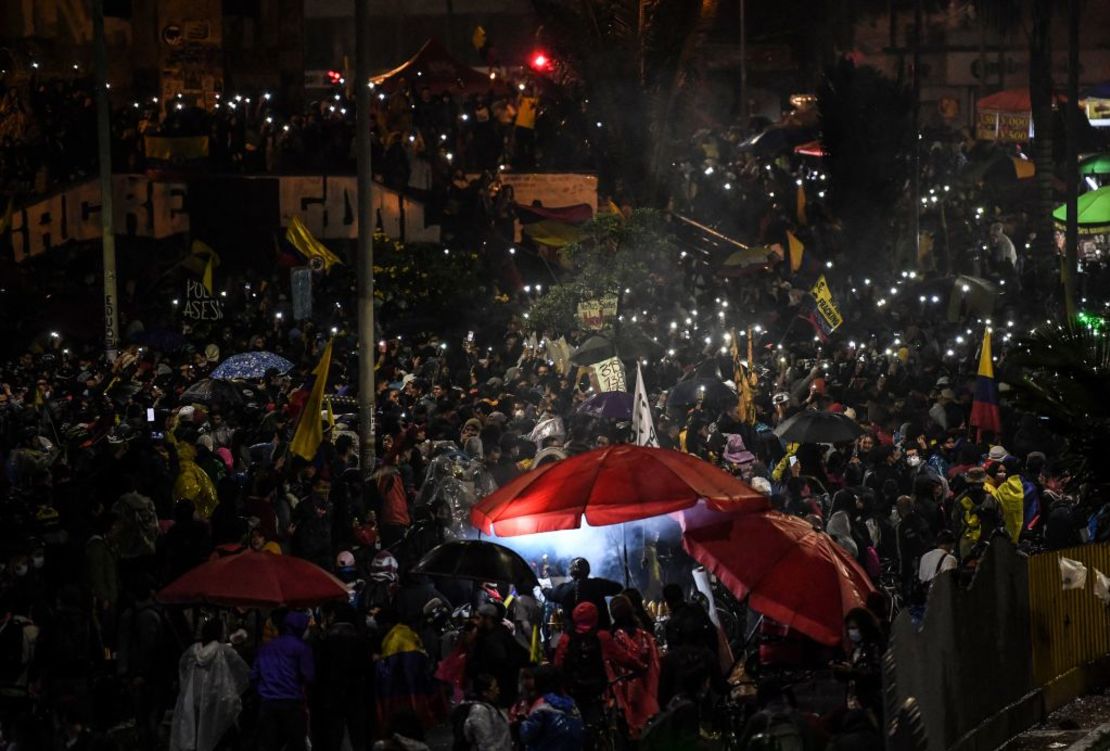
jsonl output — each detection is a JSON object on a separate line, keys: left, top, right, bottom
{"left": 211, "top": 352, "right": 294, "bottom": 381}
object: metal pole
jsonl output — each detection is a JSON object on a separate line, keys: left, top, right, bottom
{"left": 1063, "top": 0, "right": 1079, "bottom": 321}
{"left": 911, "top": 0, "right": 923, "bottom": 269}
{"left": 356, "top": 0, "right": 377, "bottom": 480}
{"left": 739, "top": 0, "right": 747, "bottom": 120}
{"left": 93, "top": 0, "right": 119, "bottom": 361}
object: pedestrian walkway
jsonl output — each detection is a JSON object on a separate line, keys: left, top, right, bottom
{"left": 1002, "top": 692, "right": 1110, "bottom": 751}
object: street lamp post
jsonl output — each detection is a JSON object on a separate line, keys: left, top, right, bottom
{"left": 356, "top": 0, "right": 377, "bottom": 484}
{"left": 93, "top": 0, "right": 119, "bottom": 361}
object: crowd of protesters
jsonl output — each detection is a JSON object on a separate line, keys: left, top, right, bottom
{"left": 0, "top": 71, "right": 594, "bottom": 198}
{"left": 0, "top": 56, "right": 1108, "bottom": 751}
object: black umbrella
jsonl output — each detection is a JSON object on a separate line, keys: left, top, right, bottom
{"left": 181, "top": 378, "right": 245, "bottom": 407}
{"left": 773, "top": 410, "right": 864, "bottom": 444}
{"left": 412, "top": 540, "right": 539, "bottom": 589}
{"left": 666, "top": 378, "right": 736, "bottom": 410}
{"left": 570, "top": 335, "right": 617, "bottom": 366}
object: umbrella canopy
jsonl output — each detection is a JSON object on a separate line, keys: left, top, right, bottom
{"left": 1053, "top": 186, "right": 1110, "bottom": 234}
{"left": 158, "top": 550, "right": 347, "bottom": 608}
{"left": 471, "top": 444, "right": 768, "bottom": 537}
{"left": 774, "top": 410, "right": 863, "bottom": 444}
{"left": 681, "top": 508, "right": 875, "bottom": 646}
{"left": 1079, "top": 154, "right": 1110, "bottom": 176}
{"left": 793, "top": 140, "right": 828, "bottom": 158}
{"left": 211, "top": 352, "right": 294, "bottom": 381}
{"left": 666, "top": 378, "right": 736, "bottom": 410}
{"left": 720, "top": 247, "right": 781, "bottom": 277}
{"left": 577, "top": 391, "right": 634, "bottom": 420}
{"left": 976, "top": 88, "right": 1066, "bottom": 112}
{"left": 412, "top": 540, "right": 539, "bottom": 589}
{"left": 181, "top": 378, "right": 245, "bottom": 407}
{"left": 570, "top": 335, "right": 616, "bottom": 366}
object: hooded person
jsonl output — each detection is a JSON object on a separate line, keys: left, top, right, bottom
{"left": 553, "top": 602, "right": 645, "bottom": 729}
{"left": 170, "top": 619, "right": 250, "bottom": 751}
{"left": 251, "top": 611, "right": 315, "bottom": 751}
{"left": 991, "top": 456, "right": 1027, "bottom": 542}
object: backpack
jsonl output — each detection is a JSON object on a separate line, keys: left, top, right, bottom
{"left": 562, "top": 632, "right": 606, "bottom": 699}
{"left": 450, "top": 701, "right": 474, "bottom": 751}
{"left": 746, "top": 711, "right": 807, "bottom": 751}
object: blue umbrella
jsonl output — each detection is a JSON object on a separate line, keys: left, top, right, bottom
{"left": 211, "top": 352, "right": 294, "bottom": 381}
{"left": 577, "top": 391, "right": 634, "bottom": 420}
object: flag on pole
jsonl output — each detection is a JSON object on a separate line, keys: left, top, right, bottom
{"left": 286, "top": 216, "right": 343, "bottom": 271}
{"left": 786, "top": 230, "right": 804, "bottom": 272}
{"left": 632, "top": 363, "right": 659, "bottom": 447}
{"left": 202, "top": 255, "right": 215, "bottom": 295}
{"left": 807, "top": 275, "right": 844, "bottom": 339}
{"left": 970, "top": 329, "right": 1002, "bottom": 441}
{"left": 730, "top": 332, "right": 756, "bottom": 425}
{"left": 290, "top": 339, "right": 335, "bottom": 461}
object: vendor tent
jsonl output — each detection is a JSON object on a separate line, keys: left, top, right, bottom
{"left": 370, "top": 38, "right": 494, "bottom": 94}
{"left": 976, "top": 88, "right": 1066, "bottom": 142}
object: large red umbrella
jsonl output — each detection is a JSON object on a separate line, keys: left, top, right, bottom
{"left": 680, "top": 507, "right": 875, "bottom": 646}
{"left": 158, "top": 550, "right": 348, "bottom": 608}
{"left": 470, "top": 444, "right": 768, "bottom": 537}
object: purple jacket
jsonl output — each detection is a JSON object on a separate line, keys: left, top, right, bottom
{"left": 251, "top": 612, "right": 315, "bottom": 702}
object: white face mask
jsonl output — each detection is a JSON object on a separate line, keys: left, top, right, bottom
{"left": 847, "top": 627, "right": 862, "bottom": 643}
{"left": 13, "top": 565, "right": 28, "bottom": 577}
{"left": 31, "top": 556, "right": 44, "bottom": 569}
{"left": 907, "top": 455, "right": 922, "bottom": 468}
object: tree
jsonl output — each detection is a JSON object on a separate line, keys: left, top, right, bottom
{"left": 817, "top": 60, "right": 914, "bottom": 270}
{"left": 526, "top": 209, "right": 677, "bottom": 334}
{"left": 1007, "top": 322, "right": 1110, "bottom": 493}
{"left": 975, "top": 0, "right": 1064, "bottom": 305}
{"left": 531, "top": 0, "right": 718, "bottom": 202}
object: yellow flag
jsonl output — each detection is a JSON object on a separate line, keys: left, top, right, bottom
{"left": 286, "top": 216, "right": 343, "bottom": 271}
{"left": 202, "top": 255, "right": 215, "bottom": 295}
{"left": 796, "top": 183, "right": 807, "bottom": 226}
{"left": 730, "top": 332, "right": 756, "bottom": 425}
{"left": 977, "top": 329, "right": 994, "bottom": 379}
{"left": 325, "top": 396, "right": 336, "bottom": 431}
{"left": 787, "top": 230, "right": 804, "bottom": 272}
{"left": 290, "top": 339, "right": 334, "bottom": 461}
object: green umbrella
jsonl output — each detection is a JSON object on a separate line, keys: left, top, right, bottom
{"left": 1053, "top": 186, "right": 1110, "bottom": 235}
{"left": 1079, "top": 154, "right": 1110, "bottom": 176}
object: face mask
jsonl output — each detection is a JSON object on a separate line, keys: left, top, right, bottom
{"left": 31, "top": 556, "right": 44, "bottom": 569}
{"left": 13, "top": 565, "right": 28, "bottom": 577}
{"left": 513, "top": 410, "right": 525, "bottom": 419}
{"left": 907, "top": 456, "right": 922, "bottom": 468}
{"left": 847, "top": 627, "right": 862, "bottom": 643}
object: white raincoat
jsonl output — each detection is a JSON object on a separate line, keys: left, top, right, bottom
{"left": 170, "top": 641, "right": 250, "bottom": 751}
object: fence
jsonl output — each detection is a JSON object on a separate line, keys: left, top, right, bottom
{"left": 886, "top": 540, "right": 1110, "bottom": 751}
{"left": 1028, "top": 543, "right": 1110, "bottom": 687}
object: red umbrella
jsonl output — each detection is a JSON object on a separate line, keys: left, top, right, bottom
{"left": 157, "top": 550, "right": 348, "bottom": 608}
{"left": 680, "top": 507, "right": 875, "bottom": 646}
{"left": 470, "top": 444, "right": 768, "bottom": 537}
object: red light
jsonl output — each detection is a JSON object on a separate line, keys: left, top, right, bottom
{"left": 530, "top": 53, "right": 549, "bottom": 71}
{"left": 326, "top": 70, "right": 342, "bottom": 84}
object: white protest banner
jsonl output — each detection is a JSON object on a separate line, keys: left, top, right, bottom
{"left": 632, "top": 363, "right": 659, "bottom": 447}
{"left": 592, "top": 356, "right": 627, "bottom": 393}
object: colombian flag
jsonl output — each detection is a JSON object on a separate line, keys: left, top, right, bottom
{"left": 376, "top": 623, "right": 445, "bottom": 729}
{"left": 970, "top": 329, "right": 1002, "bottom": 441}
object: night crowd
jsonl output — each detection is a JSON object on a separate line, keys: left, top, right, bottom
{"left": 0, "top": 63, "right": 1106, "bottom": 751}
